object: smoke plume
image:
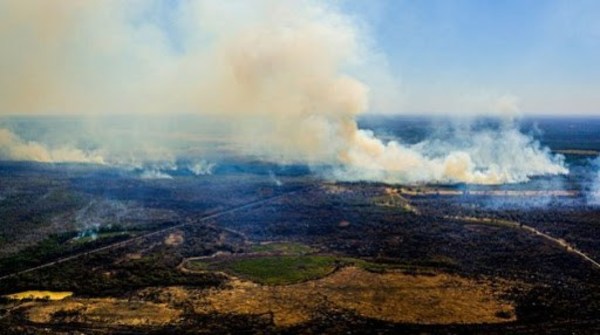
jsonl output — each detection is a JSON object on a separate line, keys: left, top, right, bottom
{"left": 0, "top": 128, "right": 104, "bottom": 164}
{"left": 587, "top": 156, "right": 600, "bottom": 205}
{"left": 0, "top": 1, "right": 567, "bottom": 184}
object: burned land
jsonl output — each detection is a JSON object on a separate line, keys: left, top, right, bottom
{"left": 0, "top": 160, "right": 599, "bottom": 334}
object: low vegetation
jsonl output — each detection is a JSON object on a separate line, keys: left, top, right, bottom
{"left": 187, "top": 242, "right": 420, "bottom": 285}
{"left": 192, "top": 255, "right": 339, "bottom": 285}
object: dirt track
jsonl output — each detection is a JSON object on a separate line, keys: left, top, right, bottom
{"left": 448, "top": 215, "right": 600, "bottom": 271}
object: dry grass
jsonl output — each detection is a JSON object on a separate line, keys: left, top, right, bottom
{"left": 25, "top": 298, "right": 181, "bottom": 326}
{"left": 4, "top": 291, "right": 73, "bottom": 301}
{"left": 194, "top": 267, "right": 516, "bottom": 326}
{"left": 16, "top": 268, "right": 516, "bottom": 328}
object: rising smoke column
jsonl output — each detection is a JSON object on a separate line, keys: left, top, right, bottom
{"left": 0, "top": 0, "right": 567, "bottom": 184}
{"left": 186, "top": 1, "right": 567, "bottom": 184}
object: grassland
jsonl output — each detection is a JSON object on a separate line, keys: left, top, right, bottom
{"left": 192, "top": 255, "right": 339, "bottom": 285}
{"left": 194, "top": 266, "right": 516, "bottom": 326}
{"left": 186, "top": 240, "right": 449, "bottom": 285}
{"left": 4, "top": 291, "right": 73, "bottom": 301}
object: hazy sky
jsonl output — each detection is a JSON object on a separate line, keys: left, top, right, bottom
{"left": 340, "top": 0, "right": 600, "bottom": 115}
{"left": 130, "top": 0, "right": 600, "bottom": 115}
{"left": 0, "top": 0, "right": 598, "bottom": 116}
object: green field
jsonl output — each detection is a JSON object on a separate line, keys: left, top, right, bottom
{"left": 186, "top": 251, "right": 418, "bottom": 285}
{"left": 190, "top": 255, "right": 340, "bottom": 285}
{"left": 186, "top": 241, "right": 414, "bottom": 285}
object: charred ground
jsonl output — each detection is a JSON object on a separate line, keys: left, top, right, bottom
{"left": 0, "top": 159, "right": 599, "bottom": 334}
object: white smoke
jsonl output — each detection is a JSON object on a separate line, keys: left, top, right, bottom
{"left": 333, "top": 125, "right": 567, "bottom": 184}
{"left": 140, "top": 169, "right": 173, "bottom": 180}
{"left": 187, "top": 160, "right": 216, "bottom": 175}
{"left": 269, "top": 170, "right": 283, "bottom": 186}
{"left": 0, "top": 1, "right": 567, "bottom": 184}
{"left": 591, "top": 174, "right": 600, "bottom": 205}
{"left": 587, "top": 157, "right": 600, "bottom": 205}
{"left": 0, "top": 128, "right": 104, "bottom": 164}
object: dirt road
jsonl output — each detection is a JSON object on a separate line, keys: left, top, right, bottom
{"left": 448, "top": 215, "right": 600, "bottom": 271}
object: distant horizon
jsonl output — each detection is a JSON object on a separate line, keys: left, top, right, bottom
{"left": 2, "top": 112, "right": 600, "bottom": 119}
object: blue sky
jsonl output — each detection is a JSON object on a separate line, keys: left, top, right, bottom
{"left": 339, "top": 0, "right": 600, "bottom": 115}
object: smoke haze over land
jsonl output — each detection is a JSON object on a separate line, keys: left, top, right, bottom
{"left": 0, "top": 1, "right": 568, "bottom": 184}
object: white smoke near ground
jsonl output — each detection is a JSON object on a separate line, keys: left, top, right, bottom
{"left": 587, "top": 157, "right": 600, "bottom": 205}
{"left": 140, "top": 169, "right": 174, "bottom": 180}
{"left": 269, "top": 170, "right": 283, "bottom": 186}
{"left": 140, "top": 160, "right": 179, "bottom": 179}
{"left": 0, "top": 1, "right": 568, "bottom": 184}
{"left": 187, "top": 160, "right": 216, "bottom": 175}
{"left": 71, "top": 199, "right": 178, "bottom": 238}
{"left": 0, "top": 128, "right": 104, "bottom": 164}
{"left": 333, "top": 125, "right": 567, "bottom": 184}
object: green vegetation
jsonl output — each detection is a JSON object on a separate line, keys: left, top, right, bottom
{"left": 0, "top": 226, "right": 132, "bottom": 276}
{"left": 187, "top": 242, "right": 437, "bottom": 285}
{"left": 217, "top": 255, "right": 339, "bottom": 285}
{"left": 0, "top": 233, "right": 77, "bottom": 275}
{"left": 249, "top": 242, "right": 314, "bottom": 255}
{"left": 187, "top": 243, "right": 455, "bottom": 285}
{"left": 187, "top": 252, "right": 414, "bottom": 285}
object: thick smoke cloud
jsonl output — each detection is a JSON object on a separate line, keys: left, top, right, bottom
{"left": 333, "top": 124, "right": 567, "bottom": 184}
{"left": 0, "top": 1, "right": 567, "bottom": 184}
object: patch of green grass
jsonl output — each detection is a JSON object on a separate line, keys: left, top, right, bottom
{"left": 226, "top": 255, "right": 338, "bottom": 285}
{"left": 193, "top": 255, "right": 344, "bottom": 285}
{"left": 187, "top": 253, "right": 448, "bottom": 286}
{"left": 249, "top": 242, "right": 314, "bottom": 255}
